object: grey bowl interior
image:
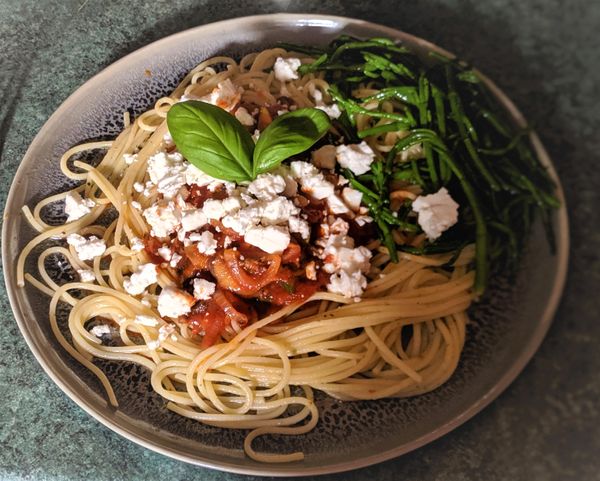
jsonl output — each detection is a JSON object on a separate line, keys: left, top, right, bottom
{"left": 1, "top": 14, "right": 568, "bottom": 477}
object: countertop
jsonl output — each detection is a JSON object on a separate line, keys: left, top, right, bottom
{"left": 1, "top": 1, "right": 599, "bottom": 480}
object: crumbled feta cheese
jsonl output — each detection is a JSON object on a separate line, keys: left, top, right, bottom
{"left": 288, "top": 216, "right": 310, "bottom": 240}
{"left": 316, "top": 224, "right": 372, "bottom": 299}
{"left": 157, "top": 246, "right": 172, "bottom": 261}
{"left": 311, "top": 145, "right": 337, "bottom": 170}
{"left": 90, "top": 324, "right": 112, "bottom": 338}
{"left": 273, "top": 165, "right": 298, "bottom": 197}
{"left": 170, "top": 252, "right": 182, "bottom": 268}
{"left": 65, "top": 191, "right": 95, "bottom": 222}
{"left": 134, "top": 315, "right": 159, "bottom": 327}
{"left": 310, "top": 88, "right": 342, "bottom": 119}
{"left": 158, "top": 324, "right": 175, "bottom": 342}
{"left": 131, "top": 201, "right": 142, "bottom": 210}
{"left": 196, "top": 231, "right": 218, "bottom": 256}
{"left": 327, "top": 194, "right": 350, "bottom": 215}
{"left": 221, "top": 208, "right": 261, "bottom": 235}
{"left": 181, "top": 209, "right": 208, "bottom": 232}
{"left": 192, "top": 79, "right": 242, "bottom": 112}
{"left": 157, "top": 286, "right": 194, "bottom": 318}
{"left": 163, "top": 131, "right": 174, "bottom": 148}
{"left": 130, "top": 237, "right": 145, "bottom": 252}
{"left": 316, "top": 103, "right": 342, "bottom": 119}
{"left": 193, "top": 278, "right": 216, "bottom": 300}
{"left": 336, "top": 142, "right": 376, "bottom": 175}
{"left": 355, "top": 215, "right": 373, "bottom": 226}
{"left": 143, "top": 201, "right": 181, "bottom": 238}
{"left": 252, "top": 129, "right": 261, "bottom": 143}
{"left": 244, "top": 225, "right": 290, "bottom": 254}
{"left": 184, "top": 164, "right": 232, "bottom": 193}
{"left": 259, "top": 197, "right": 300, "bottom": 225}
{"left": 273, "top": 57, "right": 301, "bottom": 82}
{"left": 133, "top": 182, "right": 144, "bottom": 193}
{"left": 323, "top": 245, "right": 371, "bottom": 274}
{"left": 66, "top": 234, "right": 106, "bottom": 261}
{"left": 411, "top": 187, "right": 459, "bottom": 240}
{"left": 247, "top": 174, "right": 286, "bottom": 200}
{"left": 77, "top": 269, "right": 95, "bottom": 283}
{"left": 342, "top": 187, "right": 363, "bottom": 211}
{"left": 146, "top": 152, "right": 186, "bottom": 199}
{"left": 327, "top": 270, "right": 368, "bottom": 298}
{"left": 123, "top": 263, "right": 158, "bottom": 295}
{"left": 290, "top": 161, "right": 335, "bottom": 199}
{"left": 202, "top": 197, "right": 242, "bottom": 220}
{"left": 235, "top": 106, "right": 255, "bottom": 126}
{"left": 123, "top": 153, "right": 138, "bottom": 165}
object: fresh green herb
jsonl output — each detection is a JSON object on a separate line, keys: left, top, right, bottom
{"left": 253, "top": 108, "right": 330, "bottom": 177}
{"left": 167, "top": 100, "right": 254, "bottom": 182}
{"left": 282, "top": 36, "right": 559, "bottom": 295}
{"left": 167, "top": 102, "right": 330, "bottom": 182}
{"left": 279, "top": 281, "right": 295, "bottom": 294}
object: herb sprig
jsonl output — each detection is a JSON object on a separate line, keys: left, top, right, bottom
{"left": 167, "top": 101, "right": 330, "bottom": 182}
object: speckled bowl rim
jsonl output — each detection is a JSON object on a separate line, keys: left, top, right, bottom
{"left": 2, "top": 13, "right": 569, "bottom": 477}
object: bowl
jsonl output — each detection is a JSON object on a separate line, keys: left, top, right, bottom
{"left": 1, "top": 13, "right": 569, "bottom": 476}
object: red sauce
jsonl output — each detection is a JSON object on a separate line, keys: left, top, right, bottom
{"left": 144, "top": 182, "right": 329, "bottom": 348}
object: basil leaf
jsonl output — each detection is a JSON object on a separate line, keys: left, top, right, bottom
{"left": 253, "top": 108, "right": 331, "bottom": 176}
{"left": 167, "top": 100, "right": 254, "bottom": 182}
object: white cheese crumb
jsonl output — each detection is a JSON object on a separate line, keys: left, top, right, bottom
{"left": 143, "top": 201, "right": 181, "bottom": 238}
{"left": 288, "top": 216, "right": 310, "bottom": 240}
{"left": 342, "top": 187, "right": 363, "bottom": 211}
{"left": 90, "top": 324, "right": 112, "bottom": 338}
{"left": 66, "top": 234, "right": 106, "bottom": 261}
{"left": 316, "top": 103, "right": 342, "bottom": 119}
{"left": 157, "top": 286, "right": 194, "bottom": 318}
{"left": 77, "top": 269, "right": 95, "bottom": 283}
{"left": 170, "top": 252, "right": 182, "bottom": 268}
{"left": 134, "top": 315, "right": 159, "bottom": 327}
{"left": 235, "top": 106, "right": 255, "bottom": 126}
{"left": 336, "top": 142, "right": 376, "bottom": 175}
{"left": 290, "top": 161, "right": 335, "bottom": 199}
{"left": 131, "top": 201, "right": 142, "bottom": 210}
{"left": 196, "top": 231, "right": 218, "bottom": 256}
{"left": 123, "top": 153, "right": 138, "bottom": 165}
{"left": 273, "top": 57, "right": 302, "bottom": 82}
{"left": 327, "top": 194, "right": 350, "bottom": 215}
{"left": 311, "top": 145, "right": 337, "bottom": 170}
{"left": 244, "top": 225, "right": 290, "bottom": 254}
{"left": 411, "top": 187, "right": 459, "bottom": 240}
{"left": 123, "top": 263, "right": 158, "bottom": 295}
{"left": 202, "top": 197, "right": 242, "bottom": 220}
{"left": 193, "top": 278, "right": 216, "bottom": 300}
{"left": 310, "top": 88, "right": 342, "bottom": 119}
{"left": 199, "top": 79, "right": 242, "bottom": 112}
{"left": 181, "top": 209, "right": 208, "bottom": 232}
{"left": 146, "top": 151, "right": 186, "bottom": 199}
{"left": 64, "top": 191, "right": 95, "bottom": 222}
{"left": 158, "top": 324, "right": 176, "bottom": 342}
{"left": 184, "top": 164, "right": 234, "bottom": 193}
{"left": 327, "top": 270, "right": 368, "bottom": 298}
{"left": 247, "top": 173, "right": 286, "bottom": 200}
{"left": 355, "top": 215, "right": 373, "bottom": 226}
{"left": 133, "top": 182, "right": 144, "bottom": 193}
{"left": 130, "top": 237, "right": 145, "bottom": 252}
{"left": 157, "top": 246, "right": 172, "bottom": 261}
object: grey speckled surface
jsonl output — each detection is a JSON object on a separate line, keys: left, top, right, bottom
{"left": 0, "top": 1, "right": 598, "bottom": 480}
